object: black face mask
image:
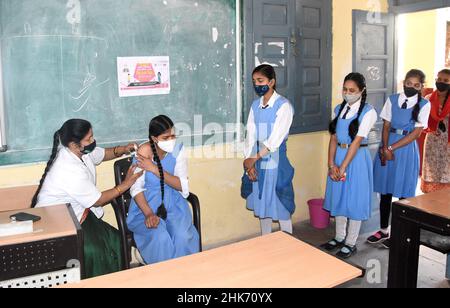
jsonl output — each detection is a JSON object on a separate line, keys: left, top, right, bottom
{"left": 404, "top": 86, "right": 419, "bottom": 98}
{"left": 436, "top": 82, "right": 450, "bottom": 93}
{"left": 81, "top": 140, "right": 97, "bottom": 155}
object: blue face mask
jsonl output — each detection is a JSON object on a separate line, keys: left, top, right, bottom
{"left": 254, "top": 85, "right": 270, "bottom": 97}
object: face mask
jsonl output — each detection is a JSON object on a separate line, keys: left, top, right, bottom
{"left": 344, "top": 93, "right": 362, "bottom": 104}
{"left": 81, "top": 140, "right": 97, "bottom": 155}
{"left": 157, "top": 139, "right": 176, "bottom": 153}
{"left": 254, "top": 85, "right": 270, "bottom": 97}
{"left": 404, "top": 86, "right": 419, "bottom": 98}
{"left": 436, "top": 82, "right": 450, "bottom": 93}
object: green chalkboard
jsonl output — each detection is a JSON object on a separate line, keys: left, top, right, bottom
{"left": 0, "top": 0, "right": 237, "bottom": 165}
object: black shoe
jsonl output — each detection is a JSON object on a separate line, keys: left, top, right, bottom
{"left": 320, "top": 239, "right": 345, "bottom": 252}
{"left": 381, "top": 239, "right": 391, "bottom": 249}
{"left": 367, "top": 230, "right": 390, "bottom": 244}
{"left": 336, "top": 245, "right": 357, "bottom": 259}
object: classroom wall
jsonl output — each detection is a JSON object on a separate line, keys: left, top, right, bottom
{"left": 0, "top": 0, "right": 389, "bottom": 249}
{"left": 397, "top": 10, "right": 438, "bottom": 88}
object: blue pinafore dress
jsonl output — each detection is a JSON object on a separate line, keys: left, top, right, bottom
{"left": 324, "top": 104, "right": 375, "bottom": 221}
{"left": 126, "top": 144, "right": 200, "bottom": 264}
{"left": 373, "top": 94, "right": 429, "bottom": 198}
{"left": 243, "top": 96, "right": 296, "bottom": 221}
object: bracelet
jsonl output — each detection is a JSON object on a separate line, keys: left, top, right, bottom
{"left": 388, "top": 146, "right": 394, "bottom": 152}
{"left": 113, "top": 146, "right": 120, "bottom": 157}
{"left": 115, "top": 186, "right": 122, "bottom": 195}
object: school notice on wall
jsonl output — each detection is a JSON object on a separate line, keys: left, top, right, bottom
{"left": 117, "top": 56, "right": 170, "bottom": 97}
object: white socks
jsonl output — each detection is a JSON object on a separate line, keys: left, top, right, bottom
{"left": 280, "top": 220, "right": 293, "bottom": 234}
{"left": 260, "top": 218, "right": 273, "bottom": 235}
{"left": 335, "top": 216, "right": 362, "bottom": 247}
{"left": 260, "top": 218, "right": 293, "bottom": 235}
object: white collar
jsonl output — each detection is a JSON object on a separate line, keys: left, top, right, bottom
{"left": 346, "top": 98, "right": 362, "bottom": 111}
{"left": 399, "top": 93, "right": 419, "bottom": 104}
{"left": 259, "top": 91, "right": 279, "bottom": 109}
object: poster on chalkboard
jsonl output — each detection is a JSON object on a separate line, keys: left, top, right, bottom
{"left": 117, "top": 56, "right": 170, "bottom": 97}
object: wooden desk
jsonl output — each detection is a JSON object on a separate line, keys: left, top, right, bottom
{"left": 388, "top": 189, "right": 450, "bottom": 288}
{"left": 0, "top": 205, "right": 84, "bottom": 284}
{"left": 0, "top": 185, "right": 38, "bottom": 212}
{"left": 0, "top": 205, "right": 77, "bottom": 246}
{"left": 63, "top": 232, "right": 362, "bottom": 288}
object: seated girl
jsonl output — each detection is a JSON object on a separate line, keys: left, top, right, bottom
{"left": 127, "top": 115, "right": 200, "bottom": 264}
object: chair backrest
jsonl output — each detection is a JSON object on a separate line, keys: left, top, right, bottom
{"left": 113, "top": 157, "right": 133, "bottom": 216}
{"left": 112, "top": 156, "right": 202, "bottom": 269}
{"left": 0, "top": 185, "right": 38, "bottom": 212}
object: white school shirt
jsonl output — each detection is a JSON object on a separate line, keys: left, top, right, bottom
{"left": 130, "top": 144, "right": 190, "bottom": 199}
{"left": 244, "top": 91, "right": 294, "bottom": 159}
{"left": 380, "top": 93, "right": 431, "bottom": 129}
{"left": 36, "top": 147, "right": 105, "bottom": 222}
{"left": 337, "top": 100, "right": 378, "bottom": 138}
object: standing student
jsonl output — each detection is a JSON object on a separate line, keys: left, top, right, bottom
{"left": 421, "top": 69, "right": 450, "bottom": 193}
{"left": 34, "top": 119, "right": 143, "bottom": 278}
{"left": 242, "top": 64, "right": 295, "bottom": 235}
{"left": 127, "top": 115, "right": 199, "bottom": 265}
{"left": 321, "top": 73, "right": 377, "bottom": 258}
{"left": 421, "top": 69, "right": 450, "bottom": 280}
{"left": 368, "top": 69, "right": 431, "bottom": 248}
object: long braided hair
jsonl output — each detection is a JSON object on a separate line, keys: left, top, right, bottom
{"left": 405, "top": 69, "right": 426, "bottom": 123}
{"left": 148, "top": 115, "right": 174, "bottom": 220}
{"left": 31, "top": 119, "right": 92, "bottom": 208}
{"left": 329, "top": 72, "right": 368, "bottom": 141}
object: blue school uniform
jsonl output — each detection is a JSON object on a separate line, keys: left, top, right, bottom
{"left": 126, "top": 144, "right": 199, "bottom": 264}
{"left": 245, "top": 95, "right": 296, "bottom": 221}
{"left": 324, "top": 104, "right": 375, "bottom": 221}
{"left": 373, "top": 94, "right": 429, "bottom": 198}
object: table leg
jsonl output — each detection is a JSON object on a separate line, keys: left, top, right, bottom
{"left": 388, "top": 206, "right": 421, "bottom": 288}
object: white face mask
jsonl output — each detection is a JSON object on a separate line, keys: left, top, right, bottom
{"left": 157, "top": 139, "right": 176, "bottom": 153}
{"left": 343, "top": 93, "right": 362, "bottom": 104}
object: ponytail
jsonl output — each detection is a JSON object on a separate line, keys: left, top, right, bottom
{"left": 31, "top": 131, "right": 61, "bottom": 208}
{"left": 31, "top": 119, "right": 92, "bottom": 208}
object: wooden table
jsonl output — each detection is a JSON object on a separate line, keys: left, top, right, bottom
{"left": 0, "top": 185, "right": 38, "bottom": 212}
{"left": 388, "top": 189, "right": 450, "bottom": 288}
{"left": 0, "top": 205, "right": 78, "bottom": 246}
{"left": 63, "top": 232, "right": 362, "bottom": 288}
{"left": 0, "top": 205, "right": 84, "bottom": 283}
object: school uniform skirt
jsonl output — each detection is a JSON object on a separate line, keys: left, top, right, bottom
{"left": 324, "top": 147, "right": 373, "bottom": 221}
{"left": 373, "top": 133, "right": 420, "bottom": 198}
